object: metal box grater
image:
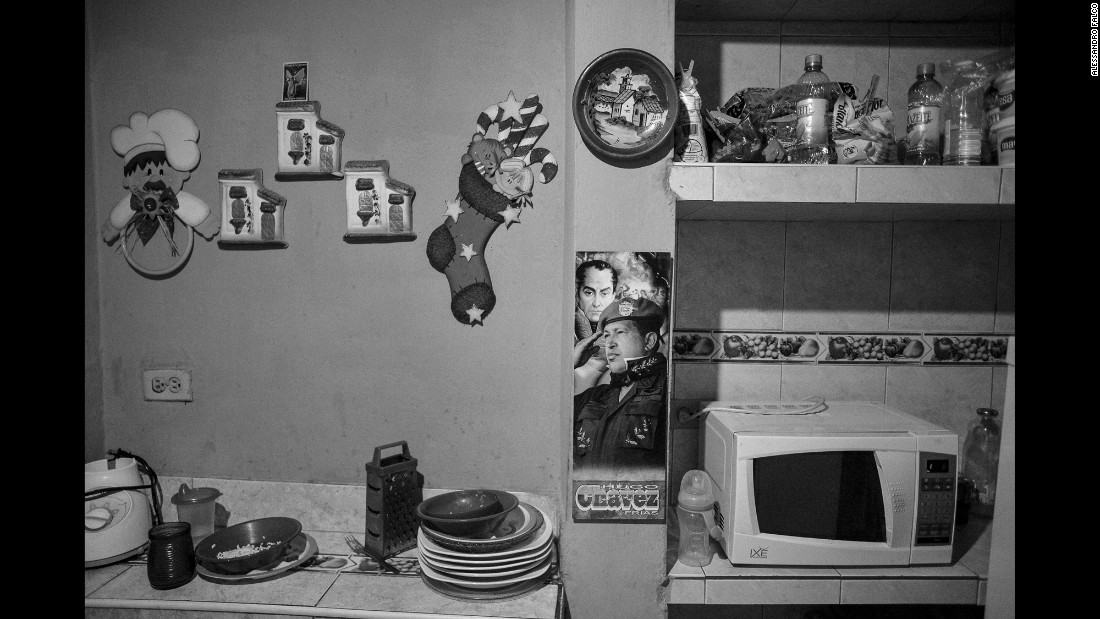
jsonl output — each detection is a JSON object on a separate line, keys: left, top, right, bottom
{"left": 364, "top": 441, "right": 422, "bottom": 558}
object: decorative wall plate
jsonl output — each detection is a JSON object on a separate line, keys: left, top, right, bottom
{"left": 573, "top": 48, "right": 678, "bottom": 162}
{"left": 274, "top": 101, "right": 344, "bottom": 180}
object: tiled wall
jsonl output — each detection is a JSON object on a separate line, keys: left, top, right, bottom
{"left": 668, "top": 218, "right": 1014, "bottom": 491}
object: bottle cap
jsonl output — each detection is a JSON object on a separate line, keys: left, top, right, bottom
{"left": 805, "top": 54, "right": 822, "bottom": 68}
{"left": 917, "top": 63, "right": 936, "bottom": 76}
{"left": 677, "top": 470, "right": 714, "bottom": 511}
{"left": 976, "top": 408, "right": 999, "bottom": 417}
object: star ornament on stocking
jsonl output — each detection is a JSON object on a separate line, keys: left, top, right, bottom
{"left": 425, "top": 91, "right": 559, "bottom": 327}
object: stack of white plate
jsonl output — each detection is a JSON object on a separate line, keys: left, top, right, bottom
{"left": 417, "top": 501, "right": 555, "bottom": 599}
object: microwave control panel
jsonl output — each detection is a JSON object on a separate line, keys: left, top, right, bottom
{"left": 914, "top": 452, "right": 956, "bottom": 545}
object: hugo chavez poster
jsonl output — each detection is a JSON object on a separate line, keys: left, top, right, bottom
{"left": 571, "top": 251, "right": 672, "bottom": 523}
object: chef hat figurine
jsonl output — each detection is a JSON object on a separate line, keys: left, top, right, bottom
{"left": 101, "top": 109, "right": 219, "bottom": 246}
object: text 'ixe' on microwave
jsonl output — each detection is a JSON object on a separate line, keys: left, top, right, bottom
{"left": 699, "top": 400, "right": 958, "bottom": 567}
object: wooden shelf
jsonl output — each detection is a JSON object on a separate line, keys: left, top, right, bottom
{"left": 671, "top": 163, "right": 1015, "bottom": 221}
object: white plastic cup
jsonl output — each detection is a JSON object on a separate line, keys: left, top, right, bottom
{"left": 990, "top": 117, "right": 1015, "bottom": 167}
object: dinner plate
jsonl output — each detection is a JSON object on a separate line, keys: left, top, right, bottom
{"left": 573, "top": 48, "right": 679, "bottom": 162}
{"left": 419, "top": 501, "right": 545, "bottom": 553}
{"left": 417, "top": 509, "right": 552, "bottom": 560}
{"left": 418, "top": 552, "right": 552, "bottom": 589}
{"left": 195, "top": 532, "right": 317, "bottom": 582}
{"left": 420, "top": 569, "right": 549, "bottom": 602}
{"left": 417, "top": 535, "right": 551, "bottom": 567}
{"left": 418, "top": 544, "right": 552, "bottom": 576}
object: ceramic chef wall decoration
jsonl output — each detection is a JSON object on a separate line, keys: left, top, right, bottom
{"left": 217, "top": 169, "right": 289, "bottom": 247}
{"left": 274, "top": 101, "right": 345, "bottom": 181}
{"left": 342, "top": 160, "right": 416, "bottom": 242}
{"left": 101, "top": 109, "right": 219, "bottom": 278}
{"left": 425, "top": 91, "right": 558, "bottom": 326}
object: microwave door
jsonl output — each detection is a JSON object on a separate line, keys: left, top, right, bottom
{"left": 733, "top": 433, "right": 917, "bottom": 566}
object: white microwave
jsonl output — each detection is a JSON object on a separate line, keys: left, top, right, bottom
{"left": 700, "top": 400, "right": 958, "bottom": 566}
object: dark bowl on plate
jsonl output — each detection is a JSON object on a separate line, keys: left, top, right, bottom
{"left": 419, "top": 489, "right": 505, "bottom": 519}
{"left": 194, "top": 516, "right": 302, "bottom": 575}
{"left": 416, "top": 489, "right": 519, "bottom": 537}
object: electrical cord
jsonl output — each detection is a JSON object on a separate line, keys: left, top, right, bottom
{"left": 84, "top": 448, "right": 164, "bottom": 526}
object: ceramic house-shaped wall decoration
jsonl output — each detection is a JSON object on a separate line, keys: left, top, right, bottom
{"left": 217, "top": 169, "right": 289, "bottom": 247}
{"left": 274, "top": 101, "right": 345, "bottom": 181}
{"left": 342, "top": 160, "right": 416, "bottom": 243}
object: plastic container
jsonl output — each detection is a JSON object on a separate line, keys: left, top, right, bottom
{"left": 943, "top": 61, "right": 983, "bottom": 166}
{"left": 147, "top": 522, "right": 196, "bottom": 590}
{"left": 962, "top": 408, "right": 1002, "bottom": 518}
{"left": 676, "top": 470, "right": 716, "bottom": 567}
{"left": 992, "top": 69, "right": 1015, "bottom": 119}
{"left": 990, "top": 117, "right": 1015, "bottom": 167}
{"left": 170, "top": 483, "right": 220, "bottom": 542}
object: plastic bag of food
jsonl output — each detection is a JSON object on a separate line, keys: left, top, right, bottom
{"left": 835, "top": 75, "right": 897, "bottom": 164}
{"left": 705, "top": 109, "right": 765, "bottom": 163}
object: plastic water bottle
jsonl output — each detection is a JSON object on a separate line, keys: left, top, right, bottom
{"left": 787, "top": 54, "right": 834, "bottom": 164}
{"left": 904, "top": 63, "right": 944, "bottom": 165}
{"left": 943, "top": 61, "right": 983, "bottom": 166}
{"left": 676, "top": 470, "right": 716, "bottom": 567}
{"left": 962, "top": 408, "right": 1001, "bottom": 518}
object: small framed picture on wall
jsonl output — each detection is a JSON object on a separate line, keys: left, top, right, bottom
{"left": 282, "top": 62, "right": 308, "bottom": 102}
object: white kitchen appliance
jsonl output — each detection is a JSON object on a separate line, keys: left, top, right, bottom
{"left": 700, "top": 400, "right": 958, "bottom": 566}
{"left": 85, "top": 456, "right": 154, "bottom": 567}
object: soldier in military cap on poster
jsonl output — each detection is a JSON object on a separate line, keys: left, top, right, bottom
{"left": 573, "top": 295, "right": 668, "bottom": 475}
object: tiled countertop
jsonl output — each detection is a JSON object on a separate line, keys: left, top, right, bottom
{"left": 666, "top": 514, "right": 994, "bottom": 607}
{"left": 86, "top": 560, "right": 563, "bottom": 618}
{"left": 85, "top": 478, "right": 565, "bottom": 618}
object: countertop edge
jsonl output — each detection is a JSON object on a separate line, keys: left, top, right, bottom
{"left": 84, "top": 597, "right": 519, "bottom": 619}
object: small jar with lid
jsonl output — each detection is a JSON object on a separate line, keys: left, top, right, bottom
{"left": 170, "top": 483, "right": 221, "bottom": 542}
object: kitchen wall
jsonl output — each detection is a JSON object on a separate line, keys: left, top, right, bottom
{"left": 87, "top": 0, "right": 569, "bottom": 489}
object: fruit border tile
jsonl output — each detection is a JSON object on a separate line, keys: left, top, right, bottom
{"left": 923, "top": 334, "right": 1011, "bottom": 364}
{"left": 670, "top": 330, "right": 1011, "bottom": 366}
{"left": 712, "top": 332, "right": 822, "bottom": 362}
{"left": 671, "top": 331, "right": 719, "bottom": 360}
{"left": 820, "top": 334, "right": 927, "bottom": 363}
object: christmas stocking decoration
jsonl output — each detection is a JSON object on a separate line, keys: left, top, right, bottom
{"left": 426, "top": 91, "right": 558, "bottom": 326}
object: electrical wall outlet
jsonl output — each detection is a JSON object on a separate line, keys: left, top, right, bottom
{"left": 143, "top": 368, "right": 193, "bottom": 402}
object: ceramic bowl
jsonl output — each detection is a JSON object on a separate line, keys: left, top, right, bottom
{"left": 417, "top": 490, "right": 519, "bottom": 537}
{"left": 194, "top": 516, "right": 302, "bottom": 575}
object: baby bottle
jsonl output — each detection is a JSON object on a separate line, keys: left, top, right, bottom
{"left": 677, "top": 470, "right": 716, "bottom": 567}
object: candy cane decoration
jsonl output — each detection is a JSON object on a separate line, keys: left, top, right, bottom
{"left": 523, "top": 147, "right": 557, "bottom": 184}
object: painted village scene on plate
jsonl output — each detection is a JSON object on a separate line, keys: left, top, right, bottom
{"left": 578, "top": 64, "right": 669, "bottom": 149}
